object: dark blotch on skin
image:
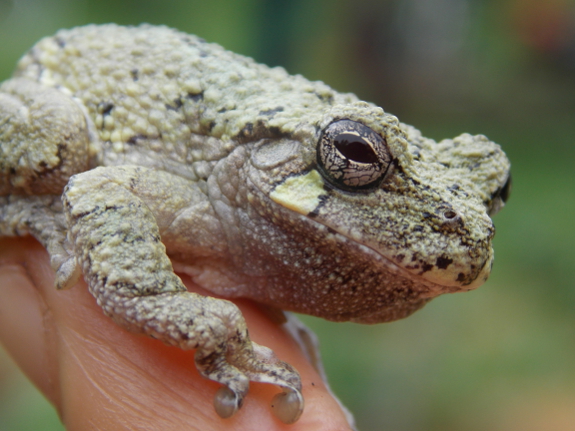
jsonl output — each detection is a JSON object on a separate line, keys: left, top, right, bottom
{"left": 308, "top": 194, "right": 328, "bottom": 218}
{"left": 436, "top": 256, "right": 453, "bottom": 269}
{"left": 421, "top": 263, "right": 433, "bottom": 273}
{"left": 448, "top": 184, "right": 460, "bottom": 192}
{"left": 165, "top": 98, "right": 183, "bottom": 111}
{"left": 238, "top": 122, "right": 253, "bottom": 138}
{"left": 314, "top": 91, "right": 334, "bottom": 104}
{"left": 126, "top": 134, "right": 148, "bottom": 145}
{"left": 269, "top": 126, "right": 282, "bottom": 137}
{"left": 72, "top": 205, "right": 100, "bottom": 220}
{"left": 100, "top": 102, "right": 114, "bottom": 116}
{"left": 234, "top": 120, "right": 290, "bottom": 143}
{"left": 259, "top": 106, "right": 284, "bottom": 117}
{"left": 130, "top": 69, "right": 139, "bottom": 81}
{"left": 187, "top": 91, "right": 204, "bottom": 102}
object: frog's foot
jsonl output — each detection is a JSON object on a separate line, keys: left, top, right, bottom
{"left": 102, "top": 290, "right": 304, "bottom": 423}
{"left": 45, "top": 235, "right": 81, "bottom": 290}
{"left": 195, "top": 332, "right": 303, "bottom": 423}
{"left": 251, "top": 343, "right": 304, "bottom": 424}
{"left": 0, "top": 194, "right": 81, "bottom": 290}
{"left": 52, "top": 252, "right": 81, "bottom": 290}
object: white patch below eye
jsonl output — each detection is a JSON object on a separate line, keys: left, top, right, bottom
{"left": 270, "top": 170, "right": 326, "bottom": 215}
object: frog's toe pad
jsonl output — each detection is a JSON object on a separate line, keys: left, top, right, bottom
{"left": 271, "top": 388, "right": 304, "bottom": 424}
{"left": 214, "top": 386, "right": 241, "bottom": 419}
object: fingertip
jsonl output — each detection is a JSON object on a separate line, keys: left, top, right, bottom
{"left": 0, "top": 240, "right": 61, "bottom": 405}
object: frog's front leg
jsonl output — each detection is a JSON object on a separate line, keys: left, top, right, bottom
{"left": 0, "top": 78, "right": 91, "bottom": 195}
{"left": 0, "top": 78, "right": 91, "bottom": 287}
{"left": 63, "top": 165, "right": 304, "bottom": 423}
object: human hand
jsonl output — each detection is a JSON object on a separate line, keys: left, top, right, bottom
{"left": 0, "top": 237, "right": 353, "bottom": 431}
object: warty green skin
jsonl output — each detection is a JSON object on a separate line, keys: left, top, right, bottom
{"left": 0, "top": 24, "right": 511, "bottom": 423}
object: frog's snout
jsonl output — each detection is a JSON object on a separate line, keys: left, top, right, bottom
{"left": 406, "top": 200, "right": 497, "bottom": 296}
{"left": 417, "top": 245, "right": 494, "bottom": 298}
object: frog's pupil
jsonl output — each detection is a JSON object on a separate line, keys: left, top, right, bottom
{"left": 334, "top": 133, "right": 379, "bottom": 164}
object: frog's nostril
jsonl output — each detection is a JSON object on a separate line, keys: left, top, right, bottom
{"left": 443, "top": 210, "right": 457, "bottom": 219}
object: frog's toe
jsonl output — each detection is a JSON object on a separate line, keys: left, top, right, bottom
{"left": 271, "top": 388, "right": 304, "bottom": 424}
{"left": 53, "top": 255, "right": 81, "bottom": 290}
{"left": 243, "top": 343, "right": 304, "bottom": 423}
{"left": 214, "top": 386, "right": 241, "bottom": 419}
{"left": 196, "top": 350, "right": 250, "bottom": 416}
{"left": 212, "top": 373, "right": 303, "bottom": 424}
{"left": 200, "top": 339, "right": 304, "bottom": 421}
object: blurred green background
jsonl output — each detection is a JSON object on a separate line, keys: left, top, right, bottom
{"left": 0, "top": 0, "right": 574, "bottom": 430}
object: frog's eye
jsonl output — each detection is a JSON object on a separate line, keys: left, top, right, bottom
{"left": 318, "top": 120, "right": 392, "bottom": 189}
{"left": 487, "top": 173, "right": 512, "bottom": 216}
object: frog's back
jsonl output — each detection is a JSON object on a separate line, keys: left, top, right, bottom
{"left": 12, "top": 24, "right": 353, "bottom": 176}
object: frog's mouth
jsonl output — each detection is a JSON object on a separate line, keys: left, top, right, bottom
{"left": 338, "top": 223, "right": 493, "bottom": 298}
{"left": 311, "top": 215, "right": 493, "bottom": 297}
{"left": 268, "top": 169, "right": 494, "bottom": 298}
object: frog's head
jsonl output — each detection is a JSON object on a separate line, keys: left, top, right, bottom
{"left": 241, "top": 102, "right": 510, "bottom": 323}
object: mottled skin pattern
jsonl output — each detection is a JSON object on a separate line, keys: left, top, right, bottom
{"left": 0, "top": 24, "right": 510, "bottom": 423}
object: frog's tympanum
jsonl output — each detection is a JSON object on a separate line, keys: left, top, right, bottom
{"left": 0, "top": 25, "right": 510, "bottom": 424}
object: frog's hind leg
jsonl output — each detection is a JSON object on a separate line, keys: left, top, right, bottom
{"left": 62, "top": 164, "right": 304, "bottom": 423}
